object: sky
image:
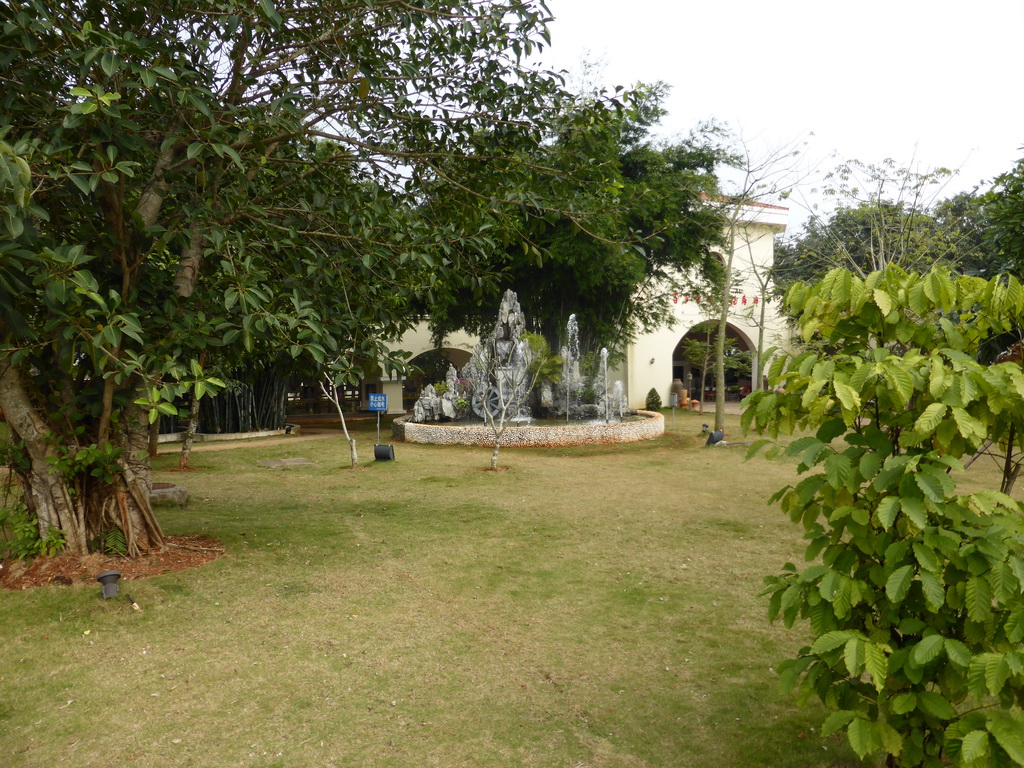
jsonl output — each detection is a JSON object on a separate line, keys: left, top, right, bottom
{"left": 533, "top": 0, "right": 1024, "bottom": 233}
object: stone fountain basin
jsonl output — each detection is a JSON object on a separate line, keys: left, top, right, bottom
{"left": 392, "top": 410, "right": 663, "bottom": 447}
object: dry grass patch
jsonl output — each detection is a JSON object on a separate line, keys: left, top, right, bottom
{"left": 12, "top": 411, "right": 1016, "bottom": 766}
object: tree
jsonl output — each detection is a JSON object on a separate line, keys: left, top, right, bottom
{"left": 0, "top": 0, "right": 624, "bottom": 554}
{"left": 745, "top": 266, "right": 1024, "bottom": 767}
{"left": 774, "top": 159, "right": 994, "bottom": 286}
{"left": 320, "top": 373, "right": 359, "bottom": 470}
{"left": 711, "top": 135, "right": 810, "bottom": 430}
{"left": 984, "top": 155, "right": 1024, "bottom": 276}
{"left": 426, "top": 82, "right": 725, "bottom": 359}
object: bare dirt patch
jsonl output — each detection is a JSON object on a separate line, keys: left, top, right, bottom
{"left": 0, "top": 535, "right": 224, "bottom": 591}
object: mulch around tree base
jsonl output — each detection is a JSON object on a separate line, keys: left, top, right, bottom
{"left": 0, "top": 535, "right": 224, "bottom": 590}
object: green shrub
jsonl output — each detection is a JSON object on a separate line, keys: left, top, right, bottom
{"left": 0, "top": 501, "right": 65, "bottom": 559}
{"left": 523, "top": 333, "right": 562, "bottom": 385}
{"left": 746, "top": 266, "right": 1024, "bottom": 767}
{"left": 645, "top": 388, "right": 662, "bottom": 411}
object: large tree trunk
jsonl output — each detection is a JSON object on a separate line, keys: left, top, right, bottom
{"left": 0, "top": 360, "right": 164, "bottom": 556}
{"left": 0, "top": 361, "right": 87, "bottom": 552}
{"left": 114, "top": 404, "right": 165, "bottom": 556}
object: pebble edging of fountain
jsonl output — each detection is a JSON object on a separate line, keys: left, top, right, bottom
{"left": 393, "top": 410, "right": 663, "bottom": 447}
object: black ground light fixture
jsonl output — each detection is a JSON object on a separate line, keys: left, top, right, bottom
{"left": 705, "top": 430, "right": 725, "bottom": 446}
{"left": 374, "top": 444, "right": 395, "bottom": 461}
{"left": 96, "top": 570, "right": 121, "bottom": 599}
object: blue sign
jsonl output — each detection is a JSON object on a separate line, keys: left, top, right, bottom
{"left": 368, "top": 393, "right": 388, "bottom": 412}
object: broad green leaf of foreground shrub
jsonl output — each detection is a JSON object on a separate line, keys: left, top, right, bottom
{"left": 744, "top": 266, "right": 1024, "bottom": 767}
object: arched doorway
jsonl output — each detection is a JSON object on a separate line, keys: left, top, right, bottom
{"left": 672, "top": 322, "right": 755, "bottom": 403}
{"left": 403, "top": 348, "right": 473, "bottom": 410}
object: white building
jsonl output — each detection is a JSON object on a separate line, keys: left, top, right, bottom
{"left": 619, "top": 200, "right": 792, "bottom": 408}
{"left": 368, "top": 202, "right": 791, "bottom": 413}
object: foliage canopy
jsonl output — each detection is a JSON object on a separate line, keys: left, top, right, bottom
{"left": 0, "top": 0, "right": 628, "bottom": 553}
{"left": 426, "top": 83, "right": 725, "bottom": 357}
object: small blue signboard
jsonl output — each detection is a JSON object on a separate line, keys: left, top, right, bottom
{"left": 368, "top": 393, "right": 388, "bottom": 412}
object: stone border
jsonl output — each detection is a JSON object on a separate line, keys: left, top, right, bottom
{"left": 156, "top": 425, "right": 300, "bottom": 444}
{"left": 392, "top": 411, "right": 664, "bottom": 447}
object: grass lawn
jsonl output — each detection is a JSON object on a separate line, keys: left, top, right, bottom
{"left": 11, "top": 409, "right": 1012, "bottom": 767}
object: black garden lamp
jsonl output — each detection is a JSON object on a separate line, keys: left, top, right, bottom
{"left": 96, "top": 570, "right": 121, "bottom": 599}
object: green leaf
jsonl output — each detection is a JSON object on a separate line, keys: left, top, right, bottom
{"left": 967, "top": 576, "right": 993, "bottom": 622}
{"left": 811, "top": 630, "right": 854, "bottom": 654}
{"left": 878, "top": 720, "right": 903, "bottom": 757}
{"left": 883, "top": 360, "right": 915, "bottom": 405}
{"left": 912, "top": 542, "right": 940, "bottom": 572}
{"left": 847, "top": 717, "right": 881, "bottom": 759}
{"left": 864, "top": 643, "right": 888, "bottom": 691}
{"left": 816, "top": 418, "right": 847, "bottom": 443}
{"left": 989, "top": 561, "right": 1017, "bottom": 602}
{"left": 1006, "top": 611, "right": 1024, "bottom": 643}
{"left": 914, "top": 402, "right": 947, "bottom": 433}
{"left": 911, "top": 635, "right": 944, "bottom": 666}
{"left": 944, "top": 639, "right": 970, "bottom": 668}
{"left": 785, "top": 436, "right": 822, "bottom": 457}
{"left": 876, "top": 497, "right": 900, "bottom": 529}
{"left": 890, "top": 692, "right": 916, "bottom": 715}
{"left": 960, "top": 730, "right": 989, "bottom": 763}
{"left": 259, "top": 0, "right": 283, "bottom": 26}
{"left": 100, "top": 51, "right": 116, "bottom": 76}
{"left": 844, "top": 637, "right": 865, "bottom": 675}
{"left": 919, "top": 571, "right": 945, "bottom": 612}
{"left": 821, "top": 710, "right": 856, "bottom": 736}
{"left": 959, "top": 373, "right": 979, "bottom": 405}
{"left": 901, "top": 496, "right": 928, "bottom": 528}
{"left": 873, "top": 287, "right": 892, "bottom": 316}
{"left": 220, "top": 145, "right": 243, "bottom": 169}
{"left": 951, "top": 406, "right": 987, "bottom": 444}
{"left": 917, "top": 690, "right": 956, "bottom": 720}
{"left": 824, "top": 453, "right": 852, "bottom": 489}
{"left": 986, "top": 653, "right": 1010, "bottom": 696}
{"left": 69, "top": 173, "right": 91, "bottom": 195}
{"left": 886, "top": 565, "right": 914, "bottom": 603}
{"left": 151, "top": 65, "right": 177, "bottom": 81}
{"left": 915, "top": 470, "right": 946, "bottom": 503}
{"left": 833, "top": 380, "right": 861, "bottom": 412}
{"left": 988, "top": 711, "right": 1024, "bottom": 764}
{"left": 859, "top": 451, "right": 882, "bottom": 480}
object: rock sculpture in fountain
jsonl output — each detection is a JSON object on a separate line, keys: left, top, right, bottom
{"left": 410, "top": 290, "right": 629, "bottom": 425}
{"left": 397, "top": 289, "right": 662, "bottom": 447}
{"left": 465, "top": 290, "right": 533, "bottom": 422}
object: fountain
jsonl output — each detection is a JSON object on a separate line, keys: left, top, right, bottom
{"left": 394, "top": 291, "right": 663, "bottom": 447}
